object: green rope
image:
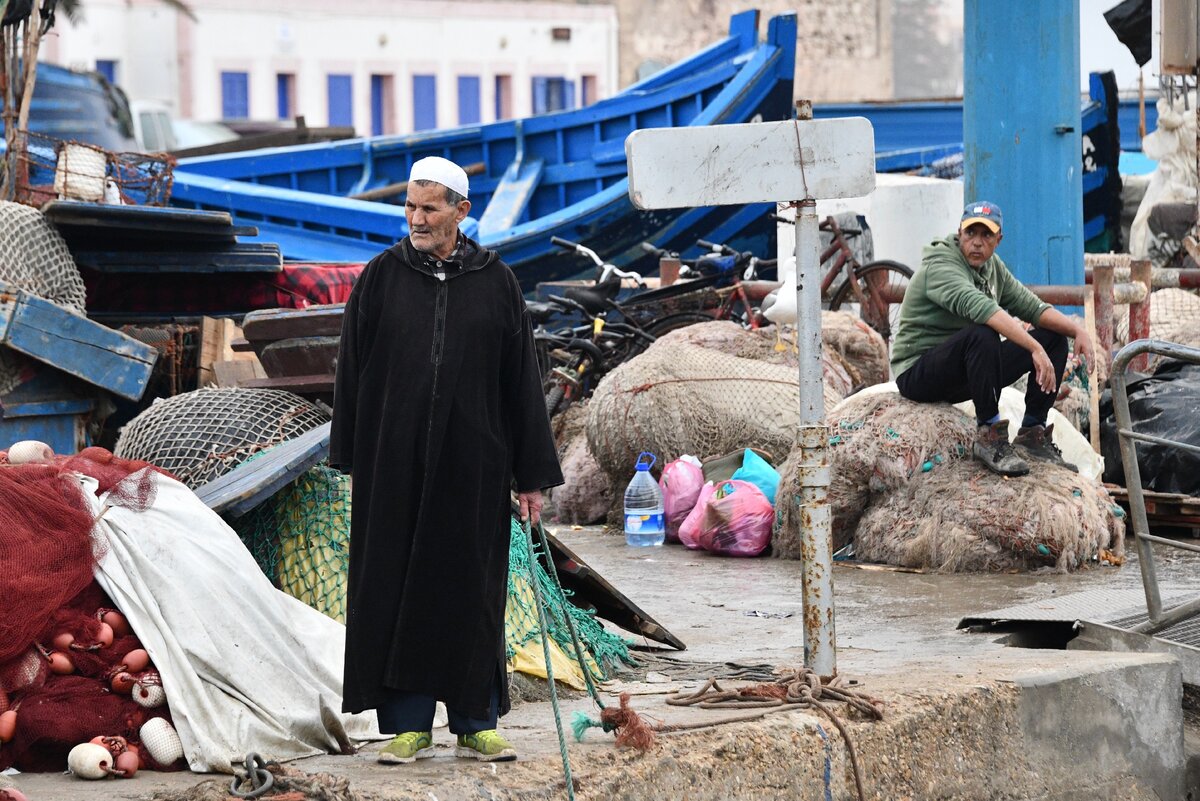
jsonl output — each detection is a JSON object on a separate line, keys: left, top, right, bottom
{"left": 522, "top": 519, "right": 576, "bottom": 801}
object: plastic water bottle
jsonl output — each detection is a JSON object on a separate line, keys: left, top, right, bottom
{"left": 624, "top": 452, "right": 665, "bottom": 547}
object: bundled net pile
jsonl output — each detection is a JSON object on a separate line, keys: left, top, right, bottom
{"left": 819, "top": 310, "right": 890, "bottom": 389}
{"left": 114, "top": 387, "right": 331, "bottom": 489}
{"left": 0, "top": 450, "right": 183, "bottom": 772}
{"left": 853, "top": 459, "right": 1125, "bottom": 572}
{"left": 0, "top": 201, "right": 88, "bottom": 394}
{"left": 505, "top": 518, "right": 633, "bottom": 688}
{"left": 229, "top": 463, "right": 350, "bottom": 622}
{"left": 547, "top": 401, "right": 612, "bottom": 525}
{"left": 774, "top": 391, "right": 976, "bottom": 558}
{"left": 587, "top": 322, "right": 852, "bottom": 481}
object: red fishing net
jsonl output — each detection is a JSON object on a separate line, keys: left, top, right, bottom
{"left": 0, "top": 449, "right": 182, "bottom": 773}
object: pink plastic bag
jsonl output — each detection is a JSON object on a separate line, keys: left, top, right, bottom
{"left": 659, "top": 459, "right": 705, "bottom": 543}
{"left": 698, "top": 480, "right": 774, "bottom": 557}
{"left": 678, "top": 481, "right": 715, "bottom": 550}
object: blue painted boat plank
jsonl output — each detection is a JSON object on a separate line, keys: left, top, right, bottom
{"left": 0, "top": 287, "right": 158, "bottom": 401}
{"left": 0, "top": 415, "right": 85, "bottom": 454}
{"left": 194, "top": 422, "right": 330, "bottom": 517}
{"left": 478, "top": 157, "right": 544, "bottom": 237}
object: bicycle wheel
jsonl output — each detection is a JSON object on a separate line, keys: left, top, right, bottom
{"left": 645, "top": 311, "right": 716, "bottom": 338}
{"left": 828, "top": 259, "right": 912, "bottom": 341}
{"left": 544, "top": 383, "right": 566, "bottom": 417}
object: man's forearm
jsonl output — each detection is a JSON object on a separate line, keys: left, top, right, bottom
{"left": 985, "top": 309, "right": 1044, "bottom": 355}
{"left": 1035, "top": 306, "right": 1084, "bottom": 340}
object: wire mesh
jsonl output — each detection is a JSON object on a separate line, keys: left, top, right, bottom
{"left": 112, "top": 387, "right": 331, "bottom": 489}
{"left": 11, "top": 130, "right": 175, "bottom": 207}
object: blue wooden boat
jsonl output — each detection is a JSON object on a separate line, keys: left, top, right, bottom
{"left": 168, "top": 10, "right": 797, "bottom": 287}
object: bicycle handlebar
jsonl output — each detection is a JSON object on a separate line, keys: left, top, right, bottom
{"left": 550, "top": 236, "right": 643, "bottom": 285}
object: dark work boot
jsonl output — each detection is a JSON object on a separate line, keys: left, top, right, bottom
{"left": 973, "top": 420, "right": 1030, "bottom": 477}
{"left": 1014, "top": 424, "right": 1078, "bottom": 473}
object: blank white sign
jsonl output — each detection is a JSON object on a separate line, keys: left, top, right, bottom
{"left": 625, "top": 117, "right": 876, "bottom": 209}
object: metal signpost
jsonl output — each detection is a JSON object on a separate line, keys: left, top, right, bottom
{"left": 626, "top": 117, "right": 875, "bottom": 676}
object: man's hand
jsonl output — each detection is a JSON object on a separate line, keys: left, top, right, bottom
{"left": 1073, "top": 325, "right": 1095, "bottom": 372}
{"left": 517, "top": 490, "right": 544, "bottom": 527}
{"left": 1032, "top": 347, "right": 1056, "bottom": 393}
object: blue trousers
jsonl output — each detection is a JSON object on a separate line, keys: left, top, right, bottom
{"left": 376, "top": 683, "right": 499, "bottom": 735}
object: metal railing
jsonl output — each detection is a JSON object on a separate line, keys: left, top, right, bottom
{"left": 1112, "top": 338, "right": 1200, "bottom": 635}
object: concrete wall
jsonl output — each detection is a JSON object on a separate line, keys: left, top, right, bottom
{"left": 46, "top": 0, "right": 618, "bottom": 133}
{"left": 777, "top": 173, "right": 965, "bottom": 273}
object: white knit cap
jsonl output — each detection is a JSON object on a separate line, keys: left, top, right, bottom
{"left": 408, "top": 156, "right": 469, "bottom": 199}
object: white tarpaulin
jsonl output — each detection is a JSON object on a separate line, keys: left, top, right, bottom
{"left": 83, "top": 471, "right": 385, "bottom": 773}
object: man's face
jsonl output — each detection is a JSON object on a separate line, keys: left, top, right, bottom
{"left": 958, "top": 222, "right": 1002, "bottom": 268}
{"left": 405, "top": 182, "right": 470, "bottom": 259}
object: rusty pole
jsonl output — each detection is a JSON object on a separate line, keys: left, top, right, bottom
{"left": 1128, "top": 259, "right": 1154, "bottom": 372}
{"left": 793, "top": 195, "right": 836, "bottom": 678}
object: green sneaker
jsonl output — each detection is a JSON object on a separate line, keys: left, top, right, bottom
{"left": 377, "top": 731, "right": 434, "bottom": 764}
{"left": 455, "top": 729, "right": 517, "bottom": 762}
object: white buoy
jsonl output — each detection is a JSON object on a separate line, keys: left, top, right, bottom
{"left": 6, "top": 441, "right": 54, "bottom": 465}
{"left": 139, "top": 718, "right": 183, "bottom": 764}
{"left": 67, "top": 743, "right": 114, "bottom": 780}
{"left": 132, "top": 682, "right": 167, "bottom": 709}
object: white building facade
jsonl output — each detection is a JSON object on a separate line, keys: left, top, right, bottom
{"left": 43, "top": 0, "right": 619, "bottom": 136}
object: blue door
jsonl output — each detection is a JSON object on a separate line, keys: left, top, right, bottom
{"left": 220, "top": 71, "right": 249, "bottom": 119}
{"left": 457, "top": 76, "right": 481, "bottom": 125}
{"left": 277, "top": 73, "right": 293, "bottom": 120}
{"left": 370, "top": 75, "right": 386, "bottom": 136}
{"left": 413, "top": 75, "right": 437, "bottom": 131}
{"left": 327, "top": 74, "right": 353, "bottom": 128}
{"left": 95, "top": 60, "right": 117, "bottom": 84}
{"left": 964, "top": 0, "right": 1082, "bottom": 287}
{"left": 531, "top": 76, "right": 576, "bottom": 114}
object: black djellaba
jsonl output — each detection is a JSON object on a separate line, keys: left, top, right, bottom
{"left": 330, "top": 234, "right": 563, "bottom": 720}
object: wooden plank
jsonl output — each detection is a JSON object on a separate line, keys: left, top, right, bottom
{"left": 198, "top": 317, "right": 225, "bottom": 387}
{"left": 71, "top": 246, "right": 283, "bottom": 274}
{"left": 0, "top": 288, "right": 158, "bottom": 401}
{"left": 540, "top": 528, "right": 686, "bottom": 650}
{"left": 194, "top": 423, "right": 331, "bottom": 516}
{"left": 242, "top": 305, "right": 346, "bottom": 342}
{"left": 258, "top": 336, "right": 339, "bottom": 378}
{"left": 240, "top": 374, "right": 334, "bottom": 393}
{"left": 477, "top": 157, "right": 544, "bottom": 237}
{"left": 212, "top": 359, "right": 265, "bottom": 388}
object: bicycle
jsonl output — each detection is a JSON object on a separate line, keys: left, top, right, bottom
{"left": 772, "top": 213, "right": 913, "bottom": 341}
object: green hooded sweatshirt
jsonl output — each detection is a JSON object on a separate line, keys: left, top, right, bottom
{"left": 889, "top": 234, "right": 1050, "bottom": 377}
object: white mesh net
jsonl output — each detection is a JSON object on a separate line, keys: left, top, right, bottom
{"left": 113, "top": 387, "right": 331, "bottom": 489}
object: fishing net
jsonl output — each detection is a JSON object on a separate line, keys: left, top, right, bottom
{"left": 853, "top": 459, "right": 1125, "bottom": 573}
{"left": 227, "top": 463, "right": 350, "bottom": 622}
{"left": 113, "top": 387, "right": 330, "bottom": 489}
{"left": 587, "top": 322, "right": 852, "bottom": 482}
{"left": 150, "top": 760, "right": 370, "bottom": 801}
{"left": 0, "top": 201, "right": 89, "bottom": 394}
{"left": 505, "top": 518, "right": 634, "bottom": 689}
{"left": 1113, "top": 287, "right": 1200, "bottom": 371}
{"left": 773, "top": 390, "right": 977, "bottom": 558}
{"left": 819, "top": 310, "right": 890, "bottom": 389}
{"left": 547, "top": 401, "right": 611, "bottom": 525}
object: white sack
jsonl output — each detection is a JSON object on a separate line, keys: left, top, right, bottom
{"left": 85, "top": 471, "right": 392, "bottom": 773}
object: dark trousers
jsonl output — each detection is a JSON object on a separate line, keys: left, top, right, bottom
{"left": 376, "top": 681, "right": 499, "bottom": 736}
{"left": 896, "top": 324, "right": 1068, "bottom": 425}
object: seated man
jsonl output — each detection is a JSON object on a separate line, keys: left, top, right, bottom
{"left": 891, "top": 201, "right": 1094, "bottom": 477}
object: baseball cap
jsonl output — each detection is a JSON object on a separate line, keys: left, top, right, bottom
{"left": 960, "top": 201, "right": 1002, "bottom": 234}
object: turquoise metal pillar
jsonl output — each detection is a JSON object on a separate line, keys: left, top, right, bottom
{"left": 963, "top": 0, "right": 1083, "bottom": 286}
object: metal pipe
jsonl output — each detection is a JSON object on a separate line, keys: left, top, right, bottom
{"left": 1118, "top": 428, "right": 1200, "bottom": 458}
{"left": 794, "top": 196, "right": 836, "bottom": 679}
{"left": 1084, "top": 267, "right": 1200, "bottom": 288}
{"left": 1129, "top": 260, "right": 1153, "bottom": 372}
{"left": 876, "top": 281, "right": 1146, "bottom": 306}
{"left": 1108, "top": 339, "right": 1200, "bottom": 625}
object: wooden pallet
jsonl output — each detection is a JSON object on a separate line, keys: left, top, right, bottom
{"left": 1107, "top": 485, "right": 1200, "bottom": 531}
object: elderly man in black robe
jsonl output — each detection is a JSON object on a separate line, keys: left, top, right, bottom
{"left": 330, "top": 156, "right": 563, "bottom": 764}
